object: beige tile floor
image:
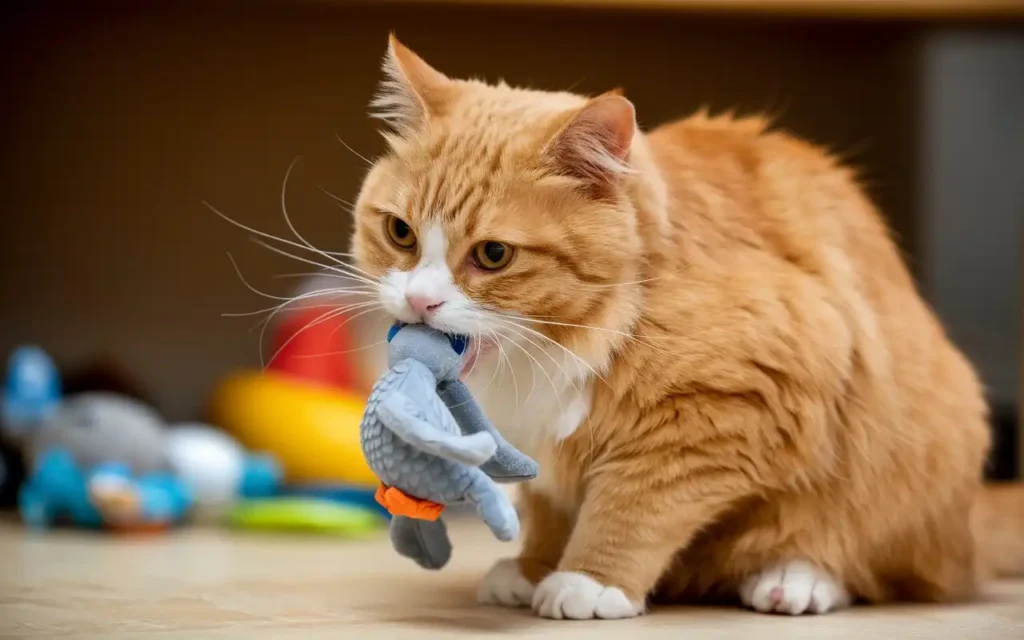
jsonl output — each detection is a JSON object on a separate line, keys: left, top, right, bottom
{"left": 1, "top": 516, "right": 1022, "bottom": 639}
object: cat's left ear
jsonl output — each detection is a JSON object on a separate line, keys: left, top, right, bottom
{"left": 544, "top": 91, "right": 637, "bottom": 194}
{"left": 370, "top": 33, "right": 454, "bottom": 135}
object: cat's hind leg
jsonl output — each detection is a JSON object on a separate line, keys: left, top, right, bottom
{"left": 739, "top": 559, "right": 851, "bottom": 615}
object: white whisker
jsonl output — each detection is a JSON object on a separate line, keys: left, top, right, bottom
{"left": 250, "top": 238, "right": 378, "bottom": 288}
{"left": 278, "top": 157, "right": 381, "bottom": 285}
{"left": 289, "top": 339, "right": 388, "bottom": 360}
{"left": 205, "top": 200, "right": 356, "bottom": 262}
{"left": 492, "top": 309, "right": 684, "bottom": 359}
{"left": 496, "top": 321, "right": 580, "bottom": 394}
{"left": 578, "top": 276, "right": 664, "bottom": 289}
{"left": 223, "top": 290, "right": 375, "bottom": 319}
{"left": 272, "top": 272, "right": 375, "bottom": 284}
{"left": 491, "top": 310, "right": 634, "bottom": 344}
{"left": 264, "top": 301, "right": 382, "bottom": 369}
{"left": 223, "top": 254, "right": 379, "bottom": 351}
{"left": 334, "top": 133, "right": 412, "bottom": 193}
{"left": 494, "top": 324, "right": 565, "bottom": 420}
{"left": 334, "top": 133, "right": 378, "bottom": 168}
{"left": 224, "top": 253, "right": 294, "bottom": 303}
{"left": 492, "top": 316, "right": 605, "bottom": 386}
{"left": 495, "top": 322, "right": 597, "bottom": 460}
{"left": 316, "top": 184, "right": 358, "bottom": 214}
{"left": 495, "top": 332, "right": 537, "bottom": 406}
{"left": 256, "top": 292, "right": 376, "bottom": 354}
{"left": 474, "top": 340, "right": 504, "bottom": 401}
{"left": 488, "top": 327, "right": 521, "bottom": 417}
{"left": 460, "top": 314, "right": 487, "bottom": 384}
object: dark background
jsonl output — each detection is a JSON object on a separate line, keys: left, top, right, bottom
{"left": 1, "top": 1, "right": 1020, "bottom": 476}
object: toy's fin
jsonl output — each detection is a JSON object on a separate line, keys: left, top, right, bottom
{"left": 438, "top": 380, "right": 539, "bottom": 481}
{"left": 390, "top": 515, "right": 451, "bottom": 570}
{"left": 377, "top": 390, "right": 496, "bottom": 466}
{"left": 465, "top": 471, "right": 520, "bottom": 542}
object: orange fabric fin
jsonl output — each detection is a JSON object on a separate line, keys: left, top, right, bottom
{"left": 375, "top": 484, "right": 445, "bottom": 521}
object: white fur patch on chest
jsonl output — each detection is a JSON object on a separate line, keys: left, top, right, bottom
{"left": 465, "top": 342, "right": 593, "bottom": 499}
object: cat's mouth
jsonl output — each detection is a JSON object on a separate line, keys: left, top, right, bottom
{"left": 460, "top": 338, "right": 495, "bottom": 380}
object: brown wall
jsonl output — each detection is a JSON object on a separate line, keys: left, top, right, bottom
{"left": 0, "top": 1, "right": 921, "bottom": 419}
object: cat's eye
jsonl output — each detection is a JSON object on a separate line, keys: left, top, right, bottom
{"left": 385, "top": 216, "right": 416, "bottom": 250}
{"left": 473, "top": 241, "right": 514, "bottom": 271}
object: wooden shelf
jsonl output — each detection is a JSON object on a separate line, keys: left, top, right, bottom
{"left": 364, "top": 0, "right": 1024, "bottom": 19}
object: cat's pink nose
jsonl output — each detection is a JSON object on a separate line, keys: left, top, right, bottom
{"left": 405, "top": 294, "right": 445, "bottom": 317}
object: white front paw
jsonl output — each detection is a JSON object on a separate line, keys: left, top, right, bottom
{"left": 478, "top": 558, "right": 535, "bottom": 607}
{"left": 479, "top": 557, "right": 536, "bottom": 606}
{"left": 532, "top": 571, "right": 643, "bottom": 620}
{"left": 739, "top": 559, "right": 851, "bottom": 615}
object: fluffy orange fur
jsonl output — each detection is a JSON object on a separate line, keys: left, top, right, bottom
{"left": 352, "top": 35, "right": 1022, "bottom": 617}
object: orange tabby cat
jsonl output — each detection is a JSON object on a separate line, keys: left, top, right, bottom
{"left": 350, "top": 35, "right": 1023, "bottom": 619}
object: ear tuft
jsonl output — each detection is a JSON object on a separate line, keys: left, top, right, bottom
{"left": 370, "top": 34, "right": 452, "bottom": 135}
{"left": 545, "top": 93, "right": 637, "bottom": 192}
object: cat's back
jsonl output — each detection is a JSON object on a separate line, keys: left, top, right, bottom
{"left": 630, "top": 113, "right": 917, "bottom": 397}
{"left": 646, "top": 112, "right": 907, "bottom": 287}
{"left": 622, "top": 112, "right": 987, "bottom": 472}
{"left": 642, "top": 111, "right": 968, "bottom": 368}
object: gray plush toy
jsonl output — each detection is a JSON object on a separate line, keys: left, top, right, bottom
{"left": 361, "top": 323, "right": 538, "bottom": 569}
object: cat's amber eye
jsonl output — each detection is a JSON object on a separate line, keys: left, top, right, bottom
{"left": 472, "top": 241, "right": 514, "bottom": 271}
{"left": 385, "top": 216, "right": 417, "bottom": 250}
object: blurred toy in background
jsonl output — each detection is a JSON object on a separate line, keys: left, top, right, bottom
{"left": 1, "top": 346, "right": 61, "bottom": 437}
{"left": 277, "top": 483, "right": 389, "bottom": 519}
{"left": 61, "top": 356, "right": 155, "bottom": 405}
{"left": 0, "top": 439, "right": 25, "bottom": 509}
{"left": 269, "top": 304, "right": 363, "bottom": 392}
{"left": 0, "top": 346, "right": 282, "bottom": 531}
{"left": 1, "top": 269, "right": 397, "bottom": 537}
{"left": 166, "top": 424, "right": 280, "bottom": 520}
{"left": 283, "top": 271, "right": 389, "bottom": 395}
{"left": 226, "top": 497, "right": 382, "bottom": 536}
{"left": 209, "top": 365, "right": 372, "bottom": 485}
{"left": 209, "top": 273, "right": 393, "bottom": 532}
{"left": 18, "top": 392, "right": 188, "bottom": 530}
{"left": 0, "top": 346, "right": 51, "bottom": 510}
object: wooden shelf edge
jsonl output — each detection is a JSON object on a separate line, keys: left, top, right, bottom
{"left": 350, "top": 0, "right": 1024, "bottom": 20}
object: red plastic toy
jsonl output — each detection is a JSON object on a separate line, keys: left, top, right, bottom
{"left": 267, "top": 306, "right": 361, "bottom": 393}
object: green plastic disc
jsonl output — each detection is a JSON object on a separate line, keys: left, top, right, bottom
{"left": 227, "top": 498, "right": 384, "bottom": 535}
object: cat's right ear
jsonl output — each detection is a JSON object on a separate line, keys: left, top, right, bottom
{"left": 544, "top": 92, "right": 637, "bottom": 196}
{"left": 370, "top": 33, "right": 454, "bottom": 135}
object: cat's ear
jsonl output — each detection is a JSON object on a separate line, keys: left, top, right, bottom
{"left": 370, "top": 33, "right": 453, "bottom": 134}
{"left": 545, "top": 91, "right": 636, "bottom": 193}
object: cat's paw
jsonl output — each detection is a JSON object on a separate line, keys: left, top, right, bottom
{"left": 532, "top": 571, "right": 643, "bottom": 620}
{"left": 739, "top": 559, "right": 851, "bottom": 615}
{"left": 478, "top": 558, "right": 534, "bottom": 607}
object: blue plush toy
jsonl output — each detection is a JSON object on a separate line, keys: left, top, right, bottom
{"left": 361, "top": 323, "right": 538, "bottom": 569}
{"left": 1, "top": 346, "right": 281, "bottom": 530}
{"left": 21, "top": 448, "right": 191, "bottom": 530}
{"left": 2, "top": 347, "right": 61, "bottom": 434}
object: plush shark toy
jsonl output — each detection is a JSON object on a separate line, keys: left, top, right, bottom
{"left": 361, "top": 323, "right": 538, "bottom": 569}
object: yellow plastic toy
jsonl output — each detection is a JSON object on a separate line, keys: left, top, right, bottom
{"left": 207, "top": 370, "right": 377, "bottom": 486}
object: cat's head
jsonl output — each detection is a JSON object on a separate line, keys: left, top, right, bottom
{"left": 351, "top": 35, "right": 649, "bottom": 375}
